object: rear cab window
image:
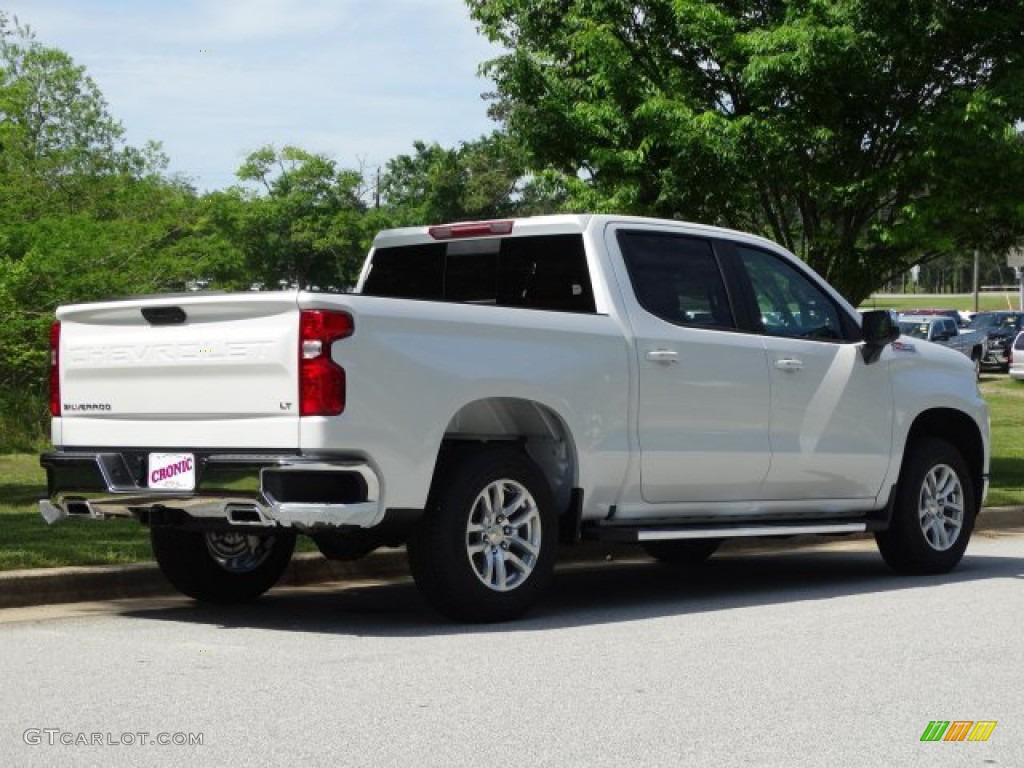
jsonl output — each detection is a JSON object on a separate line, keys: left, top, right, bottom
{"left": 361, "top": 234, "right": 597, "bottom": 314}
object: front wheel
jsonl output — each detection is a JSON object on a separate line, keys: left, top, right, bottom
{"left": 151, "top": 527, "right": 295, "bottom": 602}
{"left": 407, "top": 446, "right": 557, "bottom": 622}
{"left": 875, "top": 438, "right": 975, "bottom": 574}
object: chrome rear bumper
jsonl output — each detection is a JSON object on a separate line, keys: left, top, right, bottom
{"left": 39, "top": 451, "right": 382, "bottom": 529}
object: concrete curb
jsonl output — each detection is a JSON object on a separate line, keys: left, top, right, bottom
{"left": 0, "top": 551, "right": 417, "bottom": 610}
{"left": 2, "top": 507, "right": 1021, "bottom": 610}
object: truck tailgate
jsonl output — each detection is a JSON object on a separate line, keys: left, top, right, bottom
{"left": 55, "top": 293, "right": 301, "bottom": 448}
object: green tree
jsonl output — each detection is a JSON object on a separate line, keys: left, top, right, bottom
{"left": 468, "top": 0, "right": 1024, "bottom": 304}
{"left": 380, "top": 132, "right": 568, "bottom": 225}
{"left": 216, "top": 145, "right": 373, "bottom": 290}
{"left": 1, "top": 12, "right": 166, "bottom": 219}
{"left": 382, "top": 133, "right": 519, "bottom": 224}
{"left": 1, "top": 16, "right": 246, "bottom": 447}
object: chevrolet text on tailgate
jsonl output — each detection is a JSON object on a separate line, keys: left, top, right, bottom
{"left": 40, "top": 215, "right": 990, "bottom": 622}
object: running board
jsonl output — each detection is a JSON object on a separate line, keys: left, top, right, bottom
{"left": 586, "top": 519, "right": 882, "bottom": 543}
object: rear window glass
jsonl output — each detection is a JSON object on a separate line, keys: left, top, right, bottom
{"left": 361, "top": 234, "right": 596, "bottom": 313}
{"left": 361, "top": 243, "right": 446, "bottom": 300}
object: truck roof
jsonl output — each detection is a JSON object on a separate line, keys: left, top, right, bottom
{"left": 370, "top": 214, "right": 785, "bottom": 252}
{"left": 898, "top": 314, "right": 945, "bottom": 323}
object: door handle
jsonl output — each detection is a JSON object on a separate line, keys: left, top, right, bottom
{"left": 774, "top": 358, "right": 804, "bottom": 371}
{"left": 646, "top": 349, "right": 679, "bottom": 364}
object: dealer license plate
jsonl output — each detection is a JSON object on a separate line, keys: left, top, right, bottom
{"left": 147, "top": 453, "right": 196, "bottom": 491}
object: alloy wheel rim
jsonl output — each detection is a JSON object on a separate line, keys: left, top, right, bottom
{"left": 205, "top": 532, "right": 275, "bottom": 573}
{"left": 465, "top": 479, "right": 542, "bottom": 592}
{"left": 917, "top": 463, "right": 965, "bottom": 552}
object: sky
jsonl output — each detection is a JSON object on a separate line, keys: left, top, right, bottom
{"left": 3, "top": 0, "right": 503, "bottom": 191}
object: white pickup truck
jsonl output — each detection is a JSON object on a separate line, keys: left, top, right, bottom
{"left": 897, "top": 314, "right": 987, "bottom": 374}
{"left": 40, "top": 215, "right": 990, "bottom": 621}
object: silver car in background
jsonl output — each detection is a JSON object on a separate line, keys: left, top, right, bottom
{"left": 1010, "top": 331, "right": 1024, "bottom": 380}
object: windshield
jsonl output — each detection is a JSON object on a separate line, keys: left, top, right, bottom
{"left": 972, "top": 313, "right": 1023, "bottom": 332}
{"left": 898, "top": 322, "right": 931, "bottom": 339}
{"left": 971, "top": 313, "right": 1001, "bottom": 330}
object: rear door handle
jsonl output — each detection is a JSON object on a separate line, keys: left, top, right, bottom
{"left": 646, "top": 349, "right": 679, "bottom": 365}
{"left": 774, "top": 358, "right": 804, "bottom": 371}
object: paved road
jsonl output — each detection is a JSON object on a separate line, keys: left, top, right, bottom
{"left": 1, "top": 532, "right": 1021, "bottom": 768}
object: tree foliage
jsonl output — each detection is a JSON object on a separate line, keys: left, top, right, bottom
{"left": 468, "top": 0, "right": 1024, "bottom": 303}
{"left": 221, "top": 145, "right": 379, "bottom": 290}
{"left": 0, "top": 12, "right": 167, "bottom": 219}
{"left": 380, "top": 132, "right": 556, "bottom": 224}
{"left": 1, "top": 14, "right": 240, "bottom": 444}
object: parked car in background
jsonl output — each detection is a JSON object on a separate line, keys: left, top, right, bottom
{"left": 897, "top": 314, "right": 987, "bottom": 375}
{"left": 902, "top": 308, "right": 969, "bottom": 327}
{"left": 1010, "top": 331, "right": 1024, "bottom": 381}
{"left": 969, "top": 311, "right": 1024, "bottom": 372}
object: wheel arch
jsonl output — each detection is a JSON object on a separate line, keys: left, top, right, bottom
{"left": 440, "top": 397, "right": 579, "bottom": 519}
{"left": 904, "top": 408, "right": 985, "bottom": 511}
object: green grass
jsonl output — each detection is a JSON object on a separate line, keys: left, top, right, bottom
{"left": 978, "top": 374, "right": 1024, "bottom": 507}
{"left": 0, "top": 390, "right": 51, "bottom": 454}
{"left": 0, "top": 454, "right": 152, "bottom": 570}
{"left": 861, "top": 292, "right": 1022, "bottom": 313}
{"left": 3, "top": 377, "right": 1024, "bottom": 569}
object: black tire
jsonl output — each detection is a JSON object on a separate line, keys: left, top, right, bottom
{"left": 407, "top": 446, "right": 557, "bottom": 623}
{"left": 151, "top": 527, "right": 295, "bottom": 603}
{"left": 641, "top": 538, "right": 720, "bottom": 566}
{"left": 875, "top": 438, "right": 976, "bottom": 574}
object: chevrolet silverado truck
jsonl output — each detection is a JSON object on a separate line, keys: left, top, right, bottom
{"left": 40, "top": 215, "right": 990, "bottom": 621}
{"left": 897, "top": 314, "right": 987, "bottom": 375}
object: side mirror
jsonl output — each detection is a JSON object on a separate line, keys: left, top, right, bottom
{"left": 861, "top": 310, "right": 899, "bottom": 364}
{"left": 932, "top": 331, "right": 951, "bottom": 342}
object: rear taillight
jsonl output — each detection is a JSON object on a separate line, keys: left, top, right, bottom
{"left": 49, "top": 321, "right": 61, "bottom": 417}
{"left": 299, "top": 310, "right": 353, "bottom": 416}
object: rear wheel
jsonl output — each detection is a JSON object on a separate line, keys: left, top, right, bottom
{"left": 641, "top": 538, "right": 720, "bottom": 566}
{"left": 407, "top": 446, "right": 557, "bottom": 622}
{"left": 151, "top": 527, "right": 295, "bottom": 602}
{"left": 875, "top": 438, "right": 975, "bottom": 574}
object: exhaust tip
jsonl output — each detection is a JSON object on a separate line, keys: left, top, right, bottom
{"left": 225, "top": 504, "right": 268, "bottom": 525}
{"left": 39, "top": 500, "right": 67, "bottom": 525}
{"left": 66, "top": 500, "right": 92, "bottom": 516}
{"left": 66, "top": 499, "right": 104, "bottom": 519}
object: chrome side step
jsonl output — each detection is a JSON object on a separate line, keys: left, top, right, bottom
{"left": 588, "top": 520, "right": 878, "bottom": 543}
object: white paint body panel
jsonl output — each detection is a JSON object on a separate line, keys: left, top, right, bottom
{"left": 49, "top": 215, "right": 990, "bottom": 525}
{"left": 760, "top": 336, "right": 893, "bottom": 500}
{"left": 56, "top": 293, "right": 301, "bottom": 449}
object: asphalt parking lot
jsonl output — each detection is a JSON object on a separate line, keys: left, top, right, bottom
{"left": 1, "top": 531, "right": 1021, "bottom": 768}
